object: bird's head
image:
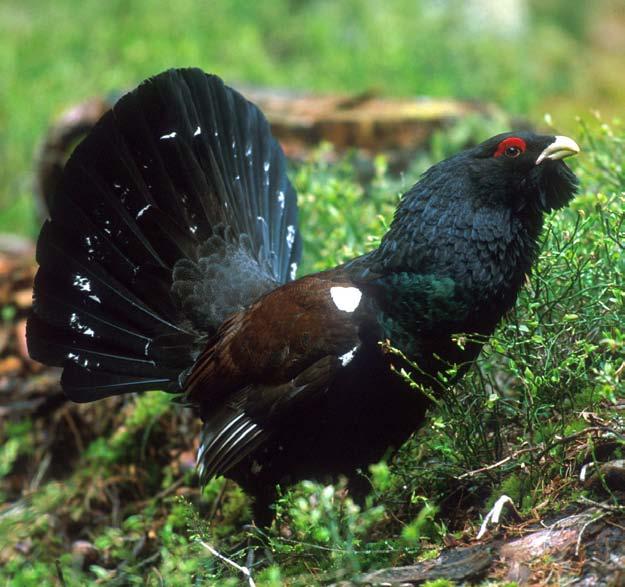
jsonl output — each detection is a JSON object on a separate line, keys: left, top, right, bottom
{"left": 374, "top": 131, "right": 581, "bottom": 277}
{"left": 464, "top": 131, "right": 580, "bottom": 214}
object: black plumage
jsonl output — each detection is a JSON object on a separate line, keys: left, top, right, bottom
{"left": 27, "top": 68, "right": 580, "bottom": 523}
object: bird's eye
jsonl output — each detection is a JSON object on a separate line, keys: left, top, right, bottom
{"left": 494, "top": 137, "right": 527, "bottom": 158}
{"left": 505, "top": 146, "right": 521, "bottom": 158}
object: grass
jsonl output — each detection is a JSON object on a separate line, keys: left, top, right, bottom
{"left": 1, "top": 115, "right": 624, "bottom": 585}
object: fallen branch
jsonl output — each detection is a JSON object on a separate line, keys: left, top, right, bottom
{"left": 458, "top": 445, "right": 534, "bottom": 479}
{"left": 458, "top": 426, "right": 619, "bottom": 480}
{"left": 575, "top": 511, "right": 607, "bottom": 557}
{"left": 576, "top": 496, "right": 625, "bottom": 512}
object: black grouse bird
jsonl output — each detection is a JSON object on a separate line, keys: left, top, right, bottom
{"left": 27, "top": 68, "right": 580, "bottom": 523}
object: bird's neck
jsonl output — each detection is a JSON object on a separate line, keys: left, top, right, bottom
{"left": 365, "top": 197, "right": 542, "bottom": 327}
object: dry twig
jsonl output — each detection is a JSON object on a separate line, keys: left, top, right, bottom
{"left": 198, "top": 540, "right": 256, "bottom": 587}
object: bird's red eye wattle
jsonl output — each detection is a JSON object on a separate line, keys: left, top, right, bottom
{"left": 494, "top": 137, "right": 527, "bottom": 159}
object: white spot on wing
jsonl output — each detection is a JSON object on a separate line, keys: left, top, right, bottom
{"left": 330, "top": 286, "right": 362, "bottom": 313}
{"left": 339, "top": 345, "right": 359, "bottom": 366}
{"left": 289, "top": 262, "right": 298, "bottom": 281}
{"left": 159, "top": 131, "right": 177, "bottom": 140}
{"left": 278, "top": 191, "right": 285, "bottom": 209}
{"left": 220, "top": 420, "right": 257, "bottom": 455}
{"left": 196, "top": 414, "right": 246, "bottom": 465}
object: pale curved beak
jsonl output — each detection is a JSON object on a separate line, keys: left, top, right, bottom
{"left": 536, "top": 135, "right": 580, "bottom": 165}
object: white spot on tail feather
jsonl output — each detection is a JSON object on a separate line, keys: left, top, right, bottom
{"left": 330, "top": 286, "right": 362, "bottom": 313}
{"left": 286, "top": 225, "right": 296, "bottom": 248}
{"left": 194, "top": 126, "right": 201, "bottom": 136}
{"left": 289, "top": 262, "right": 298, "bottom": 281}
{"left": 73, "top": 274, "right": 91, "bottom": 292}
{"left": 84, "top": 236, "right": 96, "bottom": 255}
{"left": 136, "top": 204, "right": 151, "bottom": 219}
{"left": 339, "top": 345, "right": 359, "bottom": 366}
{"left": 159, "top": 131, "right": 177, "bottom": 140}
{"left": 69, "top": 312, "right": 95, "bottom": 337}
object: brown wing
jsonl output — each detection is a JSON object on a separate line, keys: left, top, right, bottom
{"left": 196, "top": 355, "right": 338, "bottom": 483}
{"left": 186, "top": 270, "right": 366, "bottom": 480}
{"left": 185, "top": 271, "right": 362, "bottom": 402}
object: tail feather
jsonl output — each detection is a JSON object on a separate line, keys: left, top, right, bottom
{"left": 27, "top": 316, "right": 182, "bottom": 380}
{"left": 28, "top": 68, "right": 301, "bottom": 401}
{"left": 31, "top": 280, "right": 152, "bottom": 359}
{"left": 34, "top": 223, "right": 183, "bottom": 334}
{"left": 61, "top": 363, "right": 177, "bottom": 401}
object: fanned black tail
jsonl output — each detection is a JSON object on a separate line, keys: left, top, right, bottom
{"left": 27, "top": 68, "right": 301, "bottom": 402}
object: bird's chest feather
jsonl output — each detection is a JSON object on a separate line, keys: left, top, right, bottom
{"left": 365, "top": 208, "right": 537, "bottom": 364}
